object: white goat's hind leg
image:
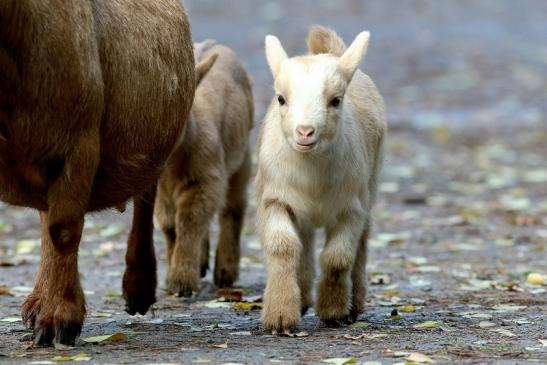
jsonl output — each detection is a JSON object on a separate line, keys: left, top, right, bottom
{"left": 297, "top": 224, "right": 315, "bottom": 315}
{"left": 316, "top": 213, "right": 363, "bottom": 324}
{"left": 350, "top": 226, "right": 369, "bottom": 321}
{"left": 260, "top": 201, "right": 302, "bottom": 333}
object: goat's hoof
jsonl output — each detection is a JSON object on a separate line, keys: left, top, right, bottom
{"left": 122, "top": 268, "right": 157, "bottom": 315}
{"left": 213, "top": 266, "right": 238, "bottom": 288}
{"left": 262, "top": 304, "right": 300, "bottom": 334}
{"left": 53, "top": 320, "right": 83, "bottom": 346}
{"left": 33, "top": 324, "right": 55, "bottom": 346}
{"left": 124, "top": 291, "right": 156, "bottom": 316}
{"left": 33, "top": 314, "right": 83, "bottom": 346}
{"left": 166, "top": 269, "right": 199, "bottom": 297}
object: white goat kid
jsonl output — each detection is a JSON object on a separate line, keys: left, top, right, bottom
{"left": 256, "top": 26, "right": 386, "bottom": 333}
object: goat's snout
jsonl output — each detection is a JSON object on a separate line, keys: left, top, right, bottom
{"left": 296, "top": 125, "right": 315, "bottom": 138}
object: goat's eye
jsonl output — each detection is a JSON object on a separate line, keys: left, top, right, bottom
{"left": 329, "top": 96, "right": 341, "bottom": 108}
{"left": 277, "top": 95, "right": 286, "bottom": 106}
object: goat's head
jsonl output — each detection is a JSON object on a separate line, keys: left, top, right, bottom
{"left": 265, "top": 30, "right": 370, "bottom": 153}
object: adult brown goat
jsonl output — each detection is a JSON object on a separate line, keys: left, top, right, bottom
{"left": 0, "top": 0, "right": 195, "bottom": 346}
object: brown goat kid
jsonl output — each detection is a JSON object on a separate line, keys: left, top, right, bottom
{"left": 0, "top": 1, "right": 195, "bottom": 346}
{"left": 155, "top": 41, "right": 253, "bottom": 297}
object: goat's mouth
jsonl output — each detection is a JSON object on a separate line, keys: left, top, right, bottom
{"left": 294, "top": 141, "right": 317, "bottom": 152}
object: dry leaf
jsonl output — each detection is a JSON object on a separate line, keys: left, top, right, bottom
{"left": 216, "top": 288, "right": 243, "bottom": 302}
{"left": 210, "top": 341, "right": 228, "bottom": 349}
{"left": 82, "top": 332, "right": 127, "bottom": 343}
{"left": 231, "top": 302, "right": 262, "bottom": 311}
{"left": 527, "top": 273, "right": 545, "bottom": 285}
{"left": 399, "top": 305, "right": 416, "bottom": 313}
{"left": 413, "top": 321, "right": 439, "bottom": 329}
{"left": 52, "top": 353, "right": 91, "bottom": 362}
{"left": 0, "top": 285, "right": 11, "bottom": 296}
{"left": 321, "top": 357, "right": 357, "bottom": 365}
{"left": 407, "top": 352, "right": 436, "bottom": 363}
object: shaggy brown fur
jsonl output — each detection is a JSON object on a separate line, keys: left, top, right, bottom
{"left": 155, "top": 40, "right": 253, "bottom": 296}
{"left": 0, "top": 0, "right": 195, "bottom": 346}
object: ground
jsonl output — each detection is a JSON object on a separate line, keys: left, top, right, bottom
{"left": 1, "top": 1, "right": 546, "bottom": 364}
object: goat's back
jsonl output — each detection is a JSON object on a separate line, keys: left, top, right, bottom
{"left": 193, "top": 41, "right": 253, "bottom": 173}
{"left": 0, "top": 0, "right": 195, "bottom": 211}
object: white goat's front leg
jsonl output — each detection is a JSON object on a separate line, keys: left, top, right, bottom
{"left": 260, "top": 200, "right": 302, "bottom": 333}
{"left": 316, "top": 211, "right": 364, "bottom": 324}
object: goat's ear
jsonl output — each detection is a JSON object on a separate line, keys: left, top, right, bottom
{"left": 338, "top": 31, "right": 370, "bottom": 81}
{"left": 196, "top": 53, "right": 218, "bottom": 86}
{"left": 265, "top": 35, "right": 288, "bottom": 79}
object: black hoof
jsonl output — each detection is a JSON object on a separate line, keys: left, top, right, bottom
{"left": 124, "top": 292, "right": 156, "bottom": 315}
{"left": 54, "top": 321, "right": 82, "bottom": 346}
{"left": 34, "top": 325, "right": 55, "bottom": 346}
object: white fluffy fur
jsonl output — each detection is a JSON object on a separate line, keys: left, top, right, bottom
{"left": 256, "top": 26, "right": 386, "bottom": 333}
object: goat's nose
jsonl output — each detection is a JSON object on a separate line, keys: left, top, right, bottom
{"left": 296, "top": 125, "right": 315, "bottom": 138}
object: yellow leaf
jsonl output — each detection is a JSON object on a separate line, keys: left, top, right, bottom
{"left": 399, "top": 305, "right": 416, "bottom": 313}
{"left": 231, "top": 302, "right": 262, "bottom": 311}
{"left": 406, "top": 352, "right": 436, "bottom": 363}
{"left": 321, "top": 357, "right": 357, "bottom": 365}
{"left": 527, "top": 273, "right": 545, "bottom": 286}
{"left": 82, "top": 332, "right": 127, "bottom": 343}
{"left": 52, "top": 353, "right": 91, "bottom": 362}
{"left": 383, "top": 289, "right": 400, "bottom": 297}
{"left": 413, "top": 321, "right": 439, "bottom": 329}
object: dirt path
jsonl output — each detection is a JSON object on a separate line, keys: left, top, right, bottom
{"left": 1, "top": 1, "right": 546, "bottom": 364}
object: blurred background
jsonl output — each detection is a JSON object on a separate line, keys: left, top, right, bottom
{"left": 1, "top": 1, "right": 546, "bottom": 362}
{"left": 186, "top": 0, "right": 547, "bottom": 132}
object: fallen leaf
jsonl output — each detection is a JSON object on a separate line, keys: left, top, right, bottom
{"left": 407, "top": 352, "right": 436, "bottom": 363}
{"left": 210, "top": 341, "right": 228, "bottom": 349}
{"left": 90, "top": 312, "right": 112, "bottom": 318}
{"left": 399, "top": 305, "right": 416, "bottom": 313}
{"left": 229, "top": 331, "right": 252, "bottom": 336}
{"left": 216, "top": 288, "right": 243, "bottom": 302}
{"left": 383, "top": 289, "right": 400, "bottom": 297}
{"left": 413, "top": 321, "right": 439, "bottom": 329}
{"left": 343, "top": 334, "right": 365, "bottom": 340}
{"left": 491, "top": 328, "right": 516, "bottom": 337}
{"left": 527, "top": 273, "right": 545, "bottom": 285}
{"left": 52, "top": 353, "right": 91, "bottom": 362}
{"left": 0, "top": 285, "right": 11, "bottom": 295}
{"left": 478, "top": 321, "right": 496, "bottom": 328}
{"left": 103, "top": 290, "right": 121, "bottom": 297}
{"left": 413, "top": 265, "right": 440, "bottom": 273}
{"left": 82, "top": 332, "right": 127, "bottom": 343}
{"left": 202, "top": 299, "right": 231, "bottom": 309}
{"left": 15, "top": 239, "right": 37, "bottom": 254}
{"left": 1, "top": 317, "right": 21, "bottom": 323}
{"left": 54, "top": 343, "right": 74, "bottom": 351}
{"left": 489, "top": 304, "right": 527, "bottom": 312}
{"left": 539, "top": 339, "right": 547, "bottom": 347}
{"left": 231, "top": 302, "right": 262, "bottom": 311}
{"left": 321, "top": 357, "right": 357, "bottom": 365}
{"left": 392, "top": 351, "right": 411, "bottom": 357}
